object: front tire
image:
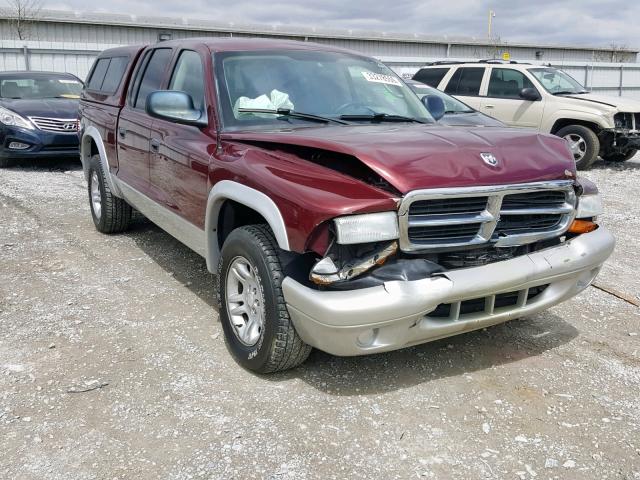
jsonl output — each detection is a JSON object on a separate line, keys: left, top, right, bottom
{"left": 217, "top": 225, "right": 311, "bottom": 373}
{"left": 556, "top": 125, "right": 600, "bottom": 170}
{"left": 602, "top": 149, "right": 637, "bottom": 162}
{"left": 88, "top": 154, "right": 132, "bottom": 233}
{"left": 0, "top": 157, "right": 13, "bottom": 168}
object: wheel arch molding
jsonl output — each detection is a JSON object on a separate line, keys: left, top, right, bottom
{"left": 205, "top": 180, "right": 291, "bottom": 272}
{"left": 80, "top": 126, "right": 123, "bottom": 198}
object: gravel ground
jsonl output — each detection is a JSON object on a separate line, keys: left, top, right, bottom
{"left": 0, "top": 155, "right": 639, "bottom": 480}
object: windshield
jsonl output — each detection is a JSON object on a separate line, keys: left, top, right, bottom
{"left": 0, "top": 76, "right": 82, "bottom": 99}
{"left": 408, "top": 82, "right": 473, "bottom": 113}
{"left": 215, "top": 50, "right": 434, "bottom": 130}
{"left": 528, "top": 67, "right": 587, "bottom": 94}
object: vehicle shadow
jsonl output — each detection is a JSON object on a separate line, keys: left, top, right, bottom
{"left": 119, "top": 215, "right": 579, "bottom": 395}
{"left": 123, "top": 218, "right": 217, "bottom": 308}
{"left": 266, "top": 313, "right": 579, "bottom": 396}
{"left": 7, "top": 157, "right": 82, "bottom": 171}
{"left": 592, "top": 158, "right": 640, "bottom": 171}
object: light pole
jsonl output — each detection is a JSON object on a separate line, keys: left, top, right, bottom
{"left": 488, "top": 9, "right": 496, "bottom": 40}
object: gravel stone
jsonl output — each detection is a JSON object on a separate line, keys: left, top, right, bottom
{"left": 0, "top": 156, "right": 639, "bottom": 479}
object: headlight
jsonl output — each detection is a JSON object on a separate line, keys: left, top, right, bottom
{"left": 334, "top": 211, "right": 399, "bottom": 244}
{"left": 576, "top": 193, "right": 603, "bottom": 219}
{"left": 0, "top": 106, "right": 34, "bottom": 130}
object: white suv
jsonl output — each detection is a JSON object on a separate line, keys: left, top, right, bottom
{"left": 413, "top": 61, "right": 640, "bottom": 169}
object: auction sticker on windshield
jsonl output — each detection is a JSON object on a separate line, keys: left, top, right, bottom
{"left": 362, "top": 71, "right": 402, "bottom": 87}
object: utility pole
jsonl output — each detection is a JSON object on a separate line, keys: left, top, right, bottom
{"left": 488, "top": 9, "right": 496, "bottom": 40}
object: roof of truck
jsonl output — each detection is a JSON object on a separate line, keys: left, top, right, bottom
{"left": 153, "top": 37, "right": 359, "bottom": 55}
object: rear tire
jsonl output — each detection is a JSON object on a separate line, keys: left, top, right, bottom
{"left": 602, "top": 149, "right": 637, "bottom": 162}
{"left": 556, "top": 125, "right": 599, "bottom": 170}
{"left": 88, "top": 154, "right": 132, "bottom": 233}
{"left": 216, "top": 225, "right": 311, "bottom": 373}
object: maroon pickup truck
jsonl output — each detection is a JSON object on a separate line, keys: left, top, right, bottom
{"left": 79, "top": 39, "right": 614, "bottom": 372}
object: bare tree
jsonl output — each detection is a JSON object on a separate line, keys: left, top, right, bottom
{"left": 609, "top": 43, "right": 631, "bottom": 63}
{"left": 3, "top": 0, "right": 42, "bottom": 40}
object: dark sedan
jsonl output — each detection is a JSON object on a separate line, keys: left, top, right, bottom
{"left": 0, "top": 71, "right": 82, "bottom": 167}
{"left": 406, "top": 79, "right": 504, "bottom": 127}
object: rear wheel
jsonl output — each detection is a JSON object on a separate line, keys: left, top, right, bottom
{"left": 217, "top": 225, "right": 311, "bottom": 373}
{"left": 556, "top": 125, "right": 599, "bottom": 170}
{"left": 602, "top": 149, "right": 637, "bottom": 162}
{"left": 88, "top": 154, "right": 132, "bottom": 233}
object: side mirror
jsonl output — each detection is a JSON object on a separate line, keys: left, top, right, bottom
{"left": 146, "top": 91, "right": 207, "bottom": 127}
{"left": 421, "top": 95, "right": 446, "bottom": 121}
{"left": 519, "top": 87, "right": 541, "bottom": 101}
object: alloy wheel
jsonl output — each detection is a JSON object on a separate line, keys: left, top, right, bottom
{"left": 90, "top": 171, "right": 102, "bottom": 219}
{"left": 563, "top": 133, "right": 587, "bottom": 163}
{"left": 225, "top": 256, "right": 265, "bottom": 346}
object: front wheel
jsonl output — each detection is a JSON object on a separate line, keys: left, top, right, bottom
{"left": 556, "top": 125, "right": 600, "bottom": 170}
{"left": 602, "top": 149, "right": 637, "bottom": 162}
{"left": 216, "top": 225, "right": 311, "bottom": 373}
{"left": 0, "top": 157, "right": 13, "bottom": 168}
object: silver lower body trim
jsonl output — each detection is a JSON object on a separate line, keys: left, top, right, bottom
{"left": 114, "top": 178, "right": 207, "bottom": 258}
{"left": 282, "top": 227, "right": 615, "bottom": 356}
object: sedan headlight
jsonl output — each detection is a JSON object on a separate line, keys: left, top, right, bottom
{"left": 0, "top": 106, "right": 34, "bottom": 130}
{"left": 334, "top": 211, "right": 399, "bottom": 244}
{"left": 576, "top": 193, "right": 603, "bottom": 219}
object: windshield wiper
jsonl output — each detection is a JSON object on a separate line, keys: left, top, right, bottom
{"left": 237, "top": 108, "right": 349, "bottom": 125}
{"left": 339, "top": 112, "right": 428, "bottom": 123}
{"left": 552, "top": 90, "right": 584, "bottom": 95}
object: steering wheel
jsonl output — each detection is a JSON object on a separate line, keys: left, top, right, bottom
{"left": 334, "top": 102, "right": 376, "bottom": 115}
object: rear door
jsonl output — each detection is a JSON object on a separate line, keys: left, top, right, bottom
{"left": 148, "top": 48, "right": 212, "bottom": 228}
{"left": 116, "top": 47, "right": 172, "bottom": 192}
{"left": 481, "top": 67, "right": 545, "bottom": 129}
{"left": 443, "top": 67, "right": 487, "bottom": 110}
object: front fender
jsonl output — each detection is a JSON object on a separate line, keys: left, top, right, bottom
{"left": 204, "top": 181, "right": 290, "bottom": 271}
{"left": 542, "top": 109, "right": 613, "bottom": 133}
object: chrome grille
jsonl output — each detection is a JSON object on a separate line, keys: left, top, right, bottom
{"left": 28, "top": 117, "right": 78, "bottom": 133}
{"left": 398, "top": 181, "right": 576, "bottom": 252}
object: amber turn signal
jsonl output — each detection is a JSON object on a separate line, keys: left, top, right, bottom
{"left": 568, "top": 219, "right": 597, "bottom": 234}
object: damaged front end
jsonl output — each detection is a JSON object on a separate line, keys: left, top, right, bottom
{"left": 604, "top": 112, "right": 640, "bottom": 152}
{"left": 305, "top": 180, "right": 590, "bottom": 291}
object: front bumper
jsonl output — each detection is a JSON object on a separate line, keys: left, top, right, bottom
{"left": 0, "top": 125, "right": 79, "bottom": 159}
{"left": 282, "top": 227, "right": 615, "bottom": 356}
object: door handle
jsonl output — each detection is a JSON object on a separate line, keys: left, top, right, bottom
{"left": 118, "top": 127, "right": 126, "bottom": 138}
{"left": 150, "top": 138, "right": 161, "bottom": 152}
{"left": 484, "top": 105, "right": 495, "bottom": 109}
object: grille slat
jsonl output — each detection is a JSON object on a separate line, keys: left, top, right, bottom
{"left": 427, "top": 284, "right": 549, "bottom": 319}
{"left": 399, "top": 181, "right": 576, "bottom": 251}
{"left": 28, "top": 117, "right": 78, "bottom": 133}
{"left": 409, "top": 197, "right": 489, "bottom": 215}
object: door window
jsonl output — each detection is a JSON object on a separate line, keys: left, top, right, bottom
{"left": 413, "top": 67, "right": 449, "bottom": 87}
{"left": 169, "top": 50, "right": 205, "bottom": 111}
{"left": 133, "top": 48, "right": 173, "bottom": 110}
{"left": 444, "top": 67, "right": 484, "bottom": 96}
{"left": 487, "top": 68, "right": 536, "bottom": 98}
{"left": 87, "top": 58, "right": 110, "bottom": 90}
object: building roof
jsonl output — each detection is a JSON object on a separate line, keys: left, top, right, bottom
{"left": 23, "top": 9, "right": 640, "bottom": 54}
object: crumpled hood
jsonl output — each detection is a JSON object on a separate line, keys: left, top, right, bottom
{"left": 0, "top": 98, "right": 79, "bottom": 119}
{"left": 224, "top": 124, "right": 575, "bottom": 194}
{"left": 562, "top": 93, "right": 640, "bottom": 113}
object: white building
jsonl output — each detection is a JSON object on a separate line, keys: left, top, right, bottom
{"left": 1, "top": 10, "right": 640, "bottom": 97}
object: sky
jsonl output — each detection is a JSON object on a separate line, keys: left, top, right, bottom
{"left": 41, "top": 0, "right": 639, "bottom": 48}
